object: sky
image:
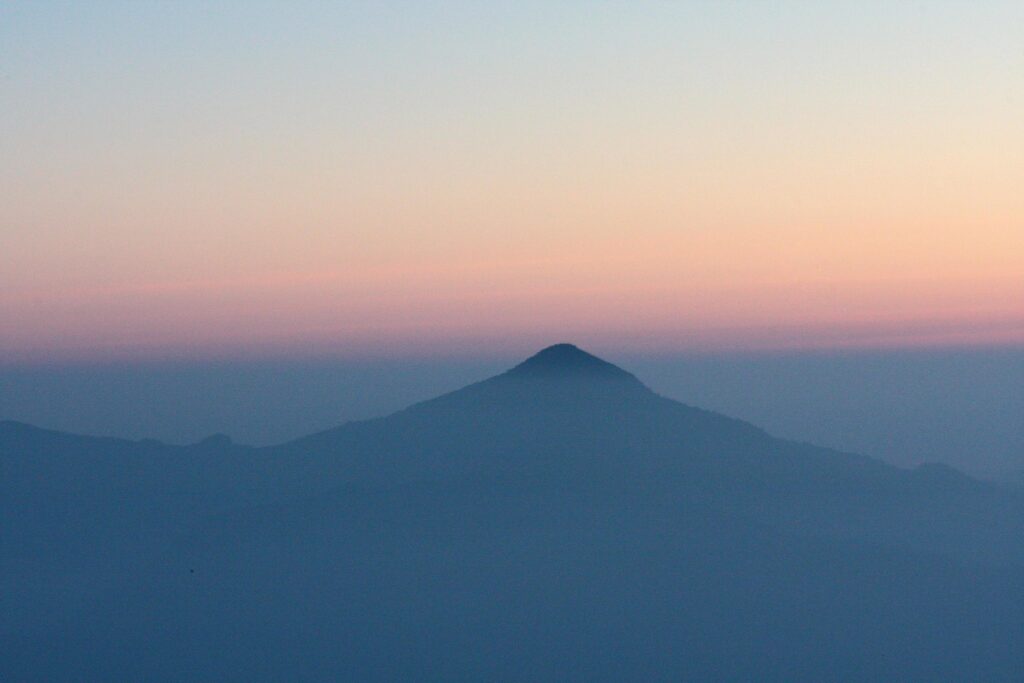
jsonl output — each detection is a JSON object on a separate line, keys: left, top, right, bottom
{"left": 2, "top": 1, "right": 1022, "bottom": 361}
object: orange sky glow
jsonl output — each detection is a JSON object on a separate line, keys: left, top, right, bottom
{"left": 2, "top": 3, "right": 1022, "bottom": 361}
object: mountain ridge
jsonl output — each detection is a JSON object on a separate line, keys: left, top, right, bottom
{"left": 3, "top": 343, "right": 1024, "bottom": 679}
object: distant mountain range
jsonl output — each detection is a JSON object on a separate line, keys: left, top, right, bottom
{"left": 3, "top": 344, "right": 1023, "bottom": 681}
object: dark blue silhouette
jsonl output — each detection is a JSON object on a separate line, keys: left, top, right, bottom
{"left": 2, "top": 345, "right": 1023, "bottom": 681}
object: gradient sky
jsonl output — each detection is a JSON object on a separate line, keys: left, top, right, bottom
{"left": 3, "top": 1, "right": 1022, "bottom": 361}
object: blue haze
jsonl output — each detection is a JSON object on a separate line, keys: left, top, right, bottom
{"left": 4, "top": 344, "right": 1024, "bottom": 680}
{"left": 2, "top": 347, "right": 1021, "bottom": 476}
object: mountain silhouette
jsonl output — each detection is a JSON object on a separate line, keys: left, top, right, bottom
{"left": 3, "top": 345, "right": 1024, "bottom": 681}
{"left": 505, "top": 342, "right": 642, "bottom": 380}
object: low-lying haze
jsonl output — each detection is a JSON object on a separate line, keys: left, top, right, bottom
{"left": 3, "top": 346, "right": 1020, "bottom": 477}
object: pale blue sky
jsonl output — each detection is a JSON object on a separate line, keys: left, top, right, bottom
{"left": 2, "top": 1, "right": 1022, "bottom": 359}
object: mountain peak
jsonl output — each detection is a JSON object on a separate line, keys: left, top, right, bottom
{"left": 504, "top": 344, "right": 640, "bottom": 382}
